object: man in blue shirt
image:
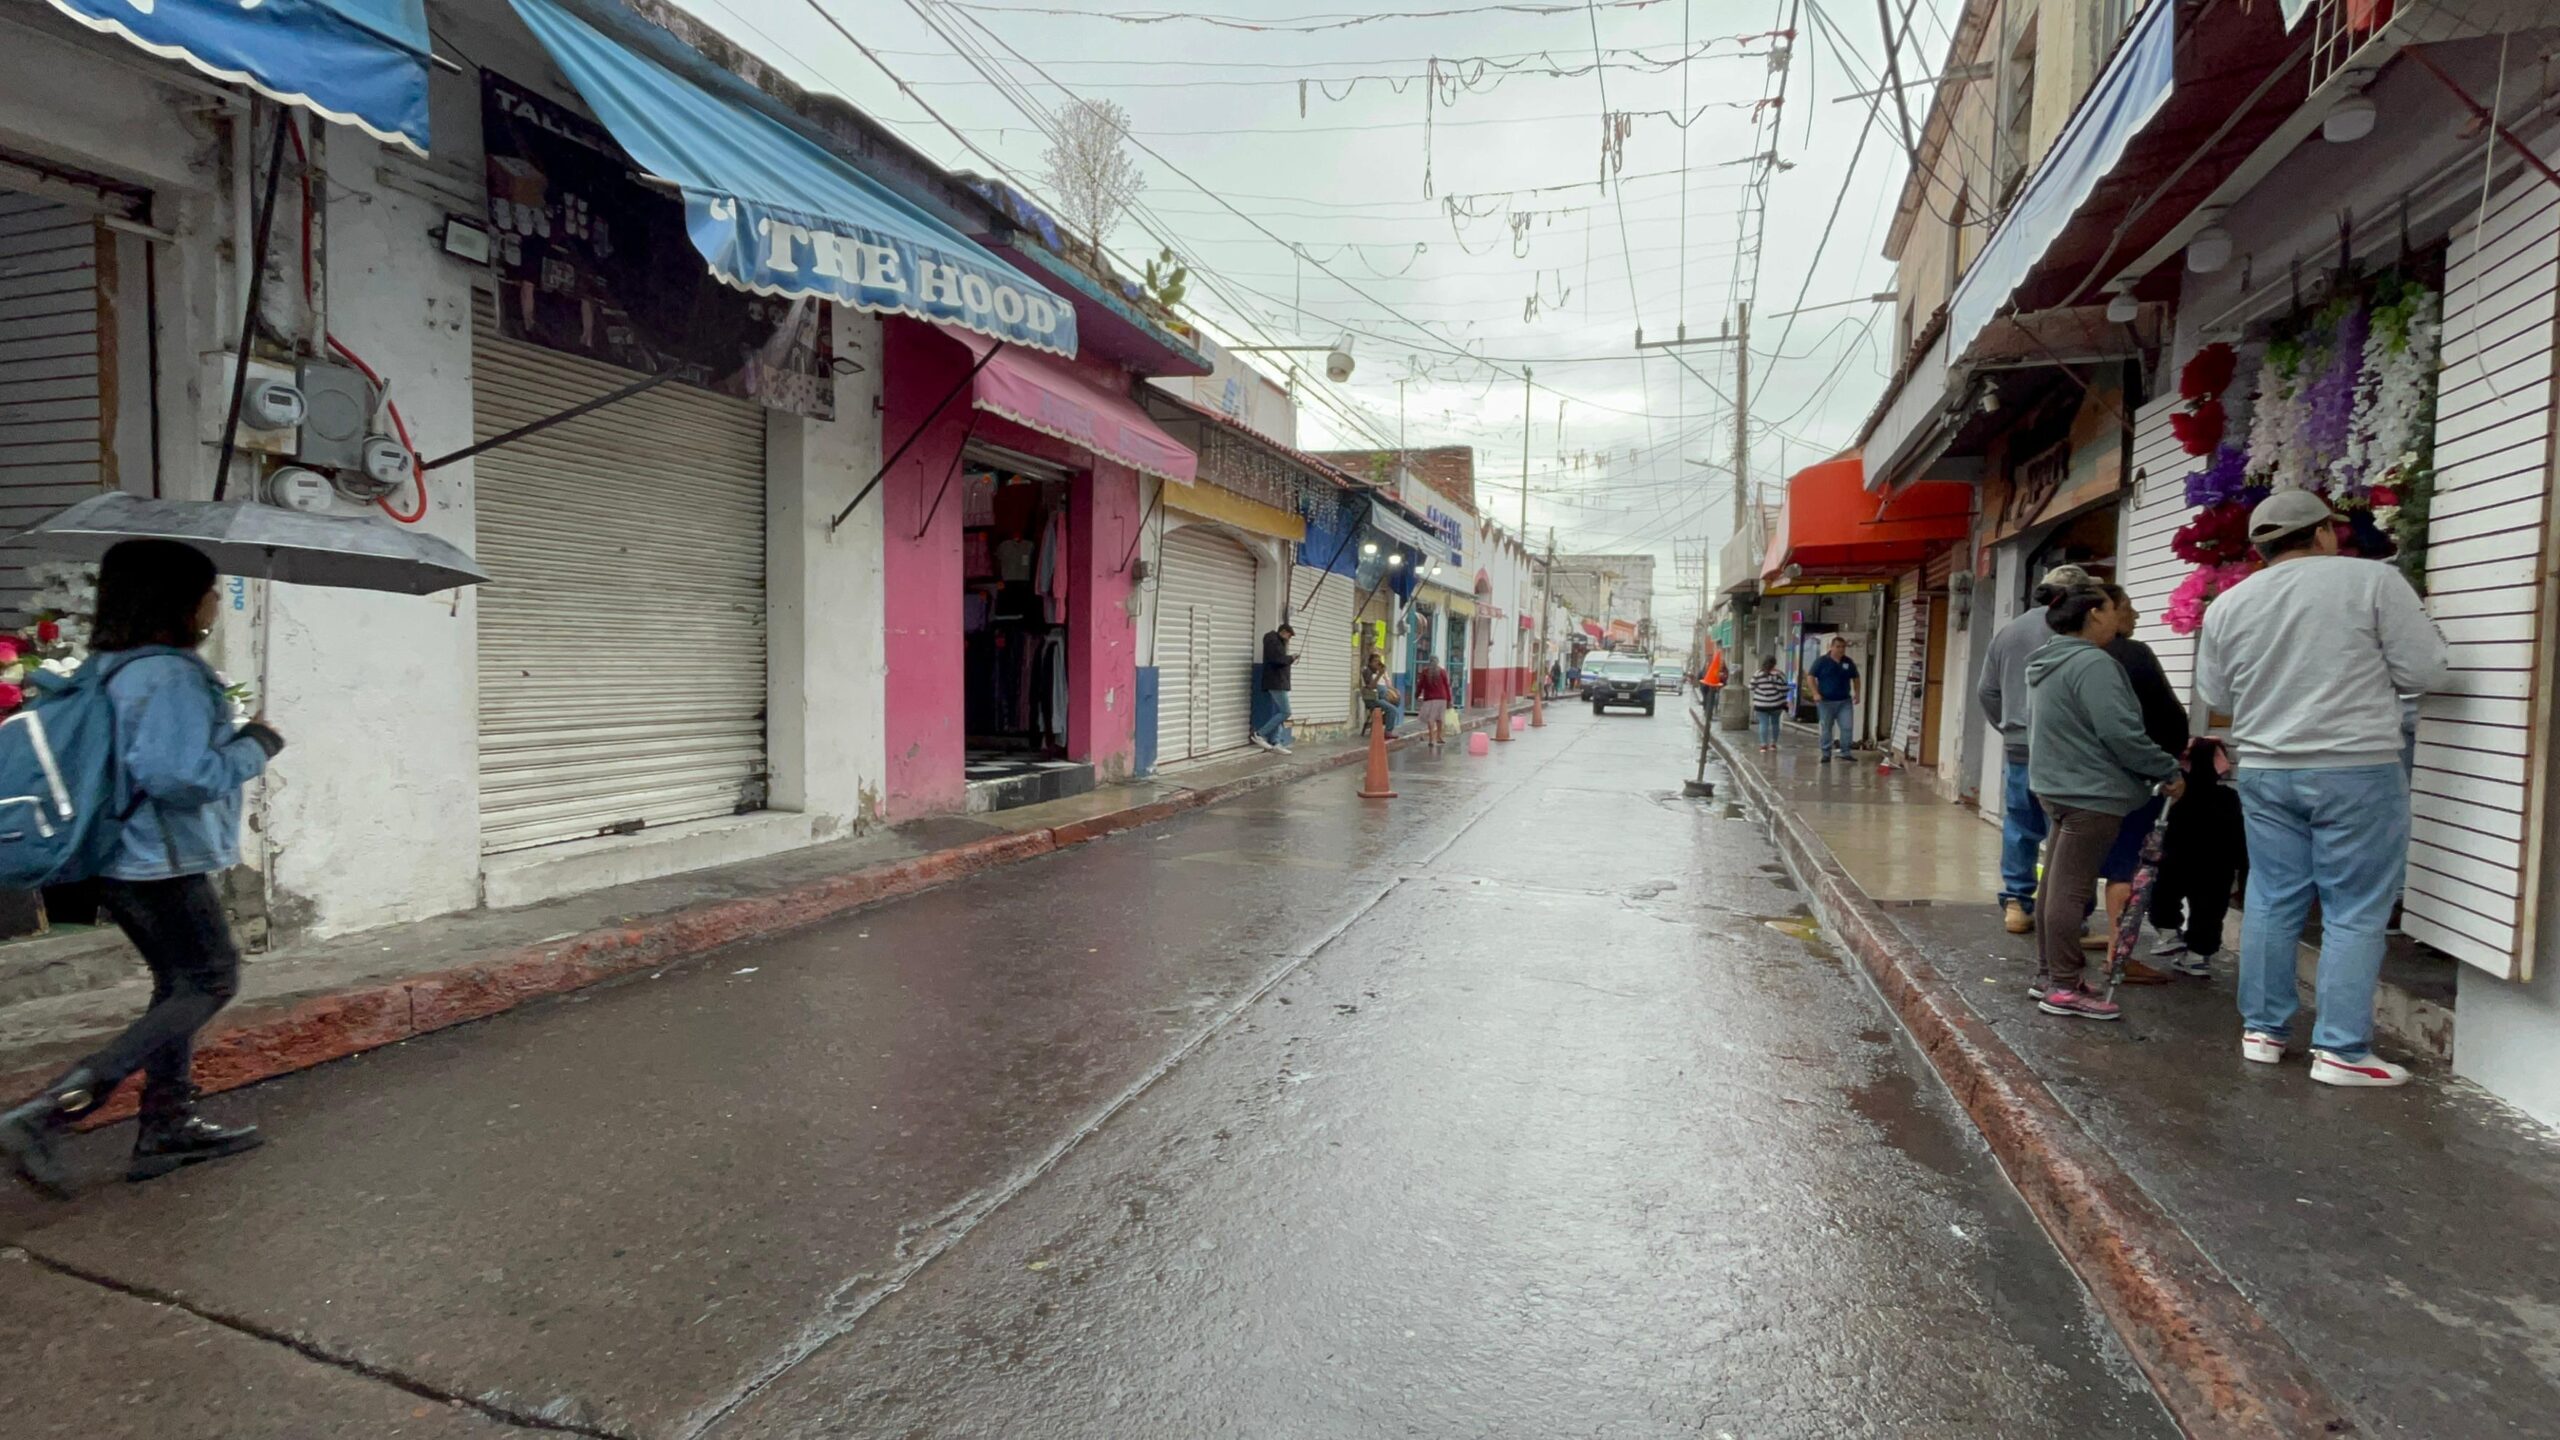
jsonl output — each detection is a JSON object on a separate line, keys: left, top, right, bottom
{"left": 1806, "top": 635, "right": 1861, "bottom": 763}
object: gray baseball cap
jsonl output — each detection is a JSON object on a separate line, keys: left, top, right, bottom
{"left": 2247, "top": 488, "right": 2338, "bottom": 543}
{"left": 2038, "top": 563, "right": 2093, "bottom": 591}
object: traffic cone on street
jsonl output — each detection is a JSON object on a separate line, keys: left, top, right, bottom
{"left": 1493, "top": 675, "right": 1514, "bottom": 742}
{"left": 1357, "top": 708, "right": 1397, "bottom": 799}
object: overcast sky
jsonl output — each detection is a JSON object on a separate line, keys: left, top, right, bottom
{"left": 670, "top": 0, "right": 1951, "bottom": 639}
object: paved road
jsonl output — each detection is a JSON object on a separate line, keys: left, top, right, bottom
{"left": 1, "top": 704, "right": 2171, "bottom": 1439}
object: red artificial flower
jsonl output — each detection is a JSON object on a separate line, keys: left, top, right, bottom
{"left": 0, "top": 684, "right": 25, "bottom": 712}
{"left": 0, "top": 640, "right": 19, "bottom": 666}
{"left": 2172, "top": 501, "right": 2254, "bottom": 566}
{"left": 2369, "top": 486, "right": 2401, "bottom": 508}
{"left": 2169, "top": 398, "right": 2226, "bottom": 456}
{"left": 2180, "top": 342, "right": 2237, "bottom": 401}
{"left": 35, "top": 621, "right": 58, "bottom": 643}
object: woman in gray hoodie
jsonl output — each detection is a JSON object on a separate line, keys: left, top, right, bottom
{"left": 2025, "top": 586, "right": 2183, "bottom": 1020}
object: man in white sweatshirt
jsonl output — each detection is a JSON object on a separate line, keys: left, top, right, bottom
{"left": 2195, "top": 490, "right": 2448, "bottom": 1087}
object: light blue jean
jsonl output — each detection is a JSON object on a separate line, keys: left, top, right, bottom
{"left": 1368, "top": 701, "right": 1405, "bottom": 735}
{"left": 1999, "top": 754, "right": 2049, "bottom": 910}
{"left": 1255, "top": 689, "right": 1292, "bottom": 746}
{"left": 1817, "top": 699, "right": 1855, "bottom": 757}
{"left": 2235, "top": 764, "right": 2409, "bottom": 1058}
{"left": 1755, "top": 707, "right": 1781, "bottom": 745}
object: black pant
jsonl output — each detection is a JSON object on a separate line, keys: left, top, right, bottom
{"left": 2148, "top": 847, "right": 2238, "bottom": 955}
{"left": 71, "top": 875, "right": 241, "bottom": 1119}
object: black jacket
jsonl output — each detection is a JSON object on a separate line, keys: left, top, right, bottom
{"left": 2107, "top": 636, "right": 2190, "bottom": 759}
{"left": 1261, "top": 630, "right": 1294, "bottom": 691}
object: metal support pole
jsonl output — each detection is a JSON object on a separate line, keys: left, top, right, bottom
{"left": 212, "top": 112, "right": 291, "bottom": 503}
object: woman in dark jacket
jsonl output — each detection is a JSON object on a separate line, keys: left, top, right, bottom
{"left": 0, "top": 541, "right": 285, "bottom": 1196}
{"left": 2101, "top": 585, "right": 2191, "bottom": 982}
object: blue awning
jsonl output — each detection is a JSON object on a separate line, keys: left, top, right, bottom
{"left": 507, "top": 0, "right": 1078, "bottom": 358}
{"left": 1945, "top": 0, "right": 2175, "bottom": 362}
{"left": 46, "top": 0, "right": 433, "bottom": 155}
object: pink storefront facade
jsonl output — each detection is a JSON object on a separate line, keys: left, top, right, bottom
{"left": 876, "top": 310, "right": 1204, "bottom": 820}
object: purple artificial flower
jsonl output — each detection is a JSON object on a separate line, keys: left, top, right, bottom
{"left": 2297, "top": 304, "right": 2368, "bottom": 488}
{"left": 2183, "top": 443, "right": 2252, "bottom": 508}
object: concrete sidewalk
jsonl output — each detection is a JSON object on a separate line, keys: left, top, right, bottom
{"left": 1719, "top": 723, "right": 2560, "bottom": 1439}
{"left": 0, "top": 702, "right": 1529, "bottom": 1121}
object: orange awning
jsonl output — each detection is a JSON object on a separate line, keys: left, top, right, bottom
{"left": 1762, "top": 454, "right": 1970, "bottom": 584}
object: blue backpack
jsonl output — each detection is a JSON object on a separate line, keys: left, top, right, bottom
{"left": 0, "top": 649, "right": 157, "bottom": 888}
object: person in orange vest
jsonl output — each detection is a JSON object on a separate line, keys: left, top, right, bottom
{"left": 1701, "top": 645, "right": 1727, "bottom": 711}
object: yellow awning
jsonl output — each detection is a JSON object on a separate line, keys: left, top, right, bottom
{"left": 1443, "top": 593, "right": 1477, "bottom": 617}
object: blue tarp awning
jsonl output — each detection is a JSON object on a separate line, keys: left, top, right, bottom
{"left": 47, "top": 0, "right": 433, "bottom": 154}
{"left": 508, "top": 0, "right": 1078, "bottom": 358}
{"left": 1945, "top": 0, "right": 2175, "bottom": 362}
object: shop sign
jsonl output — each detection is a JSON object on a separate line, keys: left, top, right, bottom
{"left": 482, "top": 73, "right": 835, "bottom": 417}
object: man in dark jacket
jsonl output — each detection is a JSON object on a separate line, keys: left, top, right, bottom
{"left": 1252, "top": 623, "right": 1296, "bottom": 754}
{"left": 1976, "top": 563, "right": 2092, "bottom": 933}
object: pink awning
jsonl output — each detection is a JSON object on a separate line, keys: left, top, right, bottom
{"left": 949, "top": 328, "right": 1196, "bottom": 485}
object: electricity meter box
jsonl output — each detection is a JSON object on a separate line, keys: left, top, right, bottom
{"left": 296, "top": 359, "right": 378, "bottom": 470}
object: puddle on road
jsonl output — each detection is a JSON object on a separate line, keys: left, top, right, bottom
{"left": 1844, "top": 1068, "right": 1970, "bottom": 1179}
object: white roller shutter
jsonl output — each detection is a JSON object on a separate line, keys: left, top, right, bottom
{"left": 2404, "top": 161, "right": 2560, "bottom": 981}
{"left": 1888, "top": 575, "right": 1926, "bottom": 761}
{"left": 1155, "top": 524, "right": 1257, "bottom": 761}
{"left": 0, "top": 194, "right": 99, "bottom": 626}
{"left": 473, "top": 294, "right": 769, "bottom": 853}
{"left": 1288, "top": 564, "right": 1354, "bottom": 726}
{"left": 2121, "top": 392, "right": 2195, "bottom": 699}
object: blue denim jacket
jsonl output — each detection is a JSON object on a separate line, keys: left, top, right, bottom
{"left": 100, "top": 649, "right": 267, "bottom": 882}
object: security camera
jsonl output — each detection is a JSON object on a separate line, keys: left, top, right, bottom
{"left": 1325, "top": 349, "right": 1354, "bottom": 383}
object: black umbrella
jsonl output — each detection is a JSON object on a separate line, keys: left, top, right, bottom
{"left": 22, "top": 494, "right": 487, "bottom": 596}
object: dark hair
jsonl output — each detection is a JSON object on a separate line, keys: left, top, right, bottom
{"left": 2044, "top": 585, "right": 2113, "bottom": 637}
{"left": 1759, "top": 654, "right": 1777, "bottom": 670}
{"left": 90, "top": 540, "right": 217, "bottom": 652}
{"left": 2258, "top": 525, "right": 2325, "bottom": 560}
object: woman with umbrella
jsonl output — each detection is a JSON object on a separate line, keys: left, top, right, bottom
{"left": 0, "top": 541, "right": 285, "bottom": 1194}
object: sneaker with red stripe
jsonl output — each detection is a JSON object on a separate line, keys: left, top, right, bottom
{"left": 2241, "top": 1031, "right": 2284, "bottom": 1065}
{"left": 2310, "top": 1049, "right": 2410, "bottom": 1088}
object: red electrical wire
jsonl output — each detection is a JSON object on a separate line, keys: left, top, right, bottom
{"left": 281, "top": 118, "right": 428, "bottom": 523}
{"left": 325, "top": 337, "right": 429, "bottom": 524}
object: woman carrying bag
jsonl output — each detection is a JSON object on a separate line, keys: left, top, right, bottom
{"left": 0, "top": 540, "right": 285, "bottom": 1195}
{"left": 2023, "top": 584, "right": 2182, "bottom": 1021}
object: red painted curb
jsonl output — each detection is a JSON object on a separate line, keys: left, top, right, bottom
{"left": 1714, "top": 734, "right": 2352, "bottom": 1440}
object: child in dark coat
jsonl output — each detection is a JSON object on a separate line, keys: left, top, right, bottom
{"left": 2147, "top": 736, "right": 2246, "bottom": 975}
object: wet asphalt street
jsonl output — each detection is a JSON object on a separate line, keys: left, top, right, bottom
{"left": 0, "top": 703, "right": 2171, "bottom": 1439}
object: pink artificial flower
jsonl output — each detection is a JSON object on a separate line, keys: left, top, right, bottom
{"left": 0, "top": 640, "right": 20, "bottom": 666}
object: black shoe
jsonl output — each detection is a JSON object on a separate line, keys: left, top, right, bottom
{"left": 0, "top": 1066, "right": 103, "bottom": 1199}
{"left": 1819, "top": 754, "right": 1832, "bottom": 764}
{"left": 129, "top": 1109, "right": 263, "bottom": 1183}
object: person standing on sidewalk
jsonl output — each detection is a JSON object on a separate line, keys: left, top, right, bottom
{"left": 2195, "top": 489, "right": 2449, "bottom": 1087}
{"left": 1414, "top": 655, "right": 1453, "bottom": 749}
{"left": 1748, "top": 656, "right": 1788, "bottom": 750}
{"left": 2147, "top": 736, "right": 2245, "bottom": 976}
{"left": 1976, "top": 564, "right": 2093, "bottom": 934}
{"left": 0, "top": 541, "right": 284, "bottom": 1196}
{"left": 1701, "top": 646, "right": 1726, "bottom": 718}
{"left": 1253, "top": 622, "right": 1296, "bottom": 754}
{"left": 2100, "top": 584, "right": 2192, "bottom": 983}
{"left": 1805, "top": 636, "right": 1860, "bottom": 763}
{"left": 2025, "top": 585, "right": 2184, "bottom": 1021}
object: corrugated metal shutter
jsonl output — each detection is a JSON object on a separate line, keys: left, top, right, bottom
{"left": 472, "top": 294, "right": 769, "bottom": 853}
{"left": 1288, "top": 564, "right": 1354, "bottom": 725}
{"left": 2403, "top": 167, "right": 2560, "bottom": 980}
{"left": 1155, "top": 524, "right": 1257, "bottom": 760}
{"left": 0, "top": 194, "right": 99, "bottom": 626}
{"left": 2121, "top": 392, "right": 2195, "bottom": 700}
{"left": 1889, "top": 576, "right": 1926, "bottom": 761}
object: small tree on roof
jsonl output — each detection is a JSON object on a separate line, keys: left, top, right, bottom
{"left": 1042, "top": 100, "right": 1146, "bottom": 260}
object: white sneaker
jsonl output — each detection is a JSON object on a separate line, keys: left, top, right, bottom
{"left": 2241, "top": 1031, "right": 2285, "bottom": 1065}
{"left": 2150, "top": 931, "right": 2188, "bottom": 958}
{"left": 1273, "top": 744, "right": 1293, "bottom": 755}
{"left": 1249, "top": 736, "right": 1275, "bottom": 751}
{"left": 2168, "top": 951, "right": 2215, "bottom": 980}
{"left": 2310, "top": 1049, "right": 2411, "bottom": 1088}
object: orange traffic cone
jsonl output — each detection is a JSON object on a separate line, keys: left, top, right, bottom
{"left": 1358, "top": 707, "right": 1397, "bottom": 799}
{"left": 1493, "top": 674, "right": 1515, "bottom": 742}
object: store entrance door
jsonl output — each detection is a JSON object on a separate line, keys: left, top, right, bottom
{"left": 961, "top": 452, "right": 1088, "bottom": 812}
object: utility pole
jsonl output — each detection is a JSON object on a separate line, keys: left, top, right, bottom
{"left": 1520, "top": 365, "right": 1532, "bottom": 695}
{"left": 1731, "top": 301, "right": 1750, "bottom": 536}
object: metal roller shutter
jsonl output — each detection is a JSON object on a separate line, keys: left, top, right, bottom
{"left": 472, "top": 294, "right": 769, "bottom": 853}
{"left": 1288, "top": 564, "right": 1354, "bottom": 726}
{"left": 1888, "top": 576, "right": 1926, "bottom": 762}
{"left": 2121, "top": 393, "right": 2196, "bottom": 699}
{"left": 1155, "top": 524, "right": 1258, "bottom": 761}
{"left": 0, "top": 193, "right": 100, "bottom": 626}
{"left": 2402, "top": 168, "right": 2560, "bottom": 981}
